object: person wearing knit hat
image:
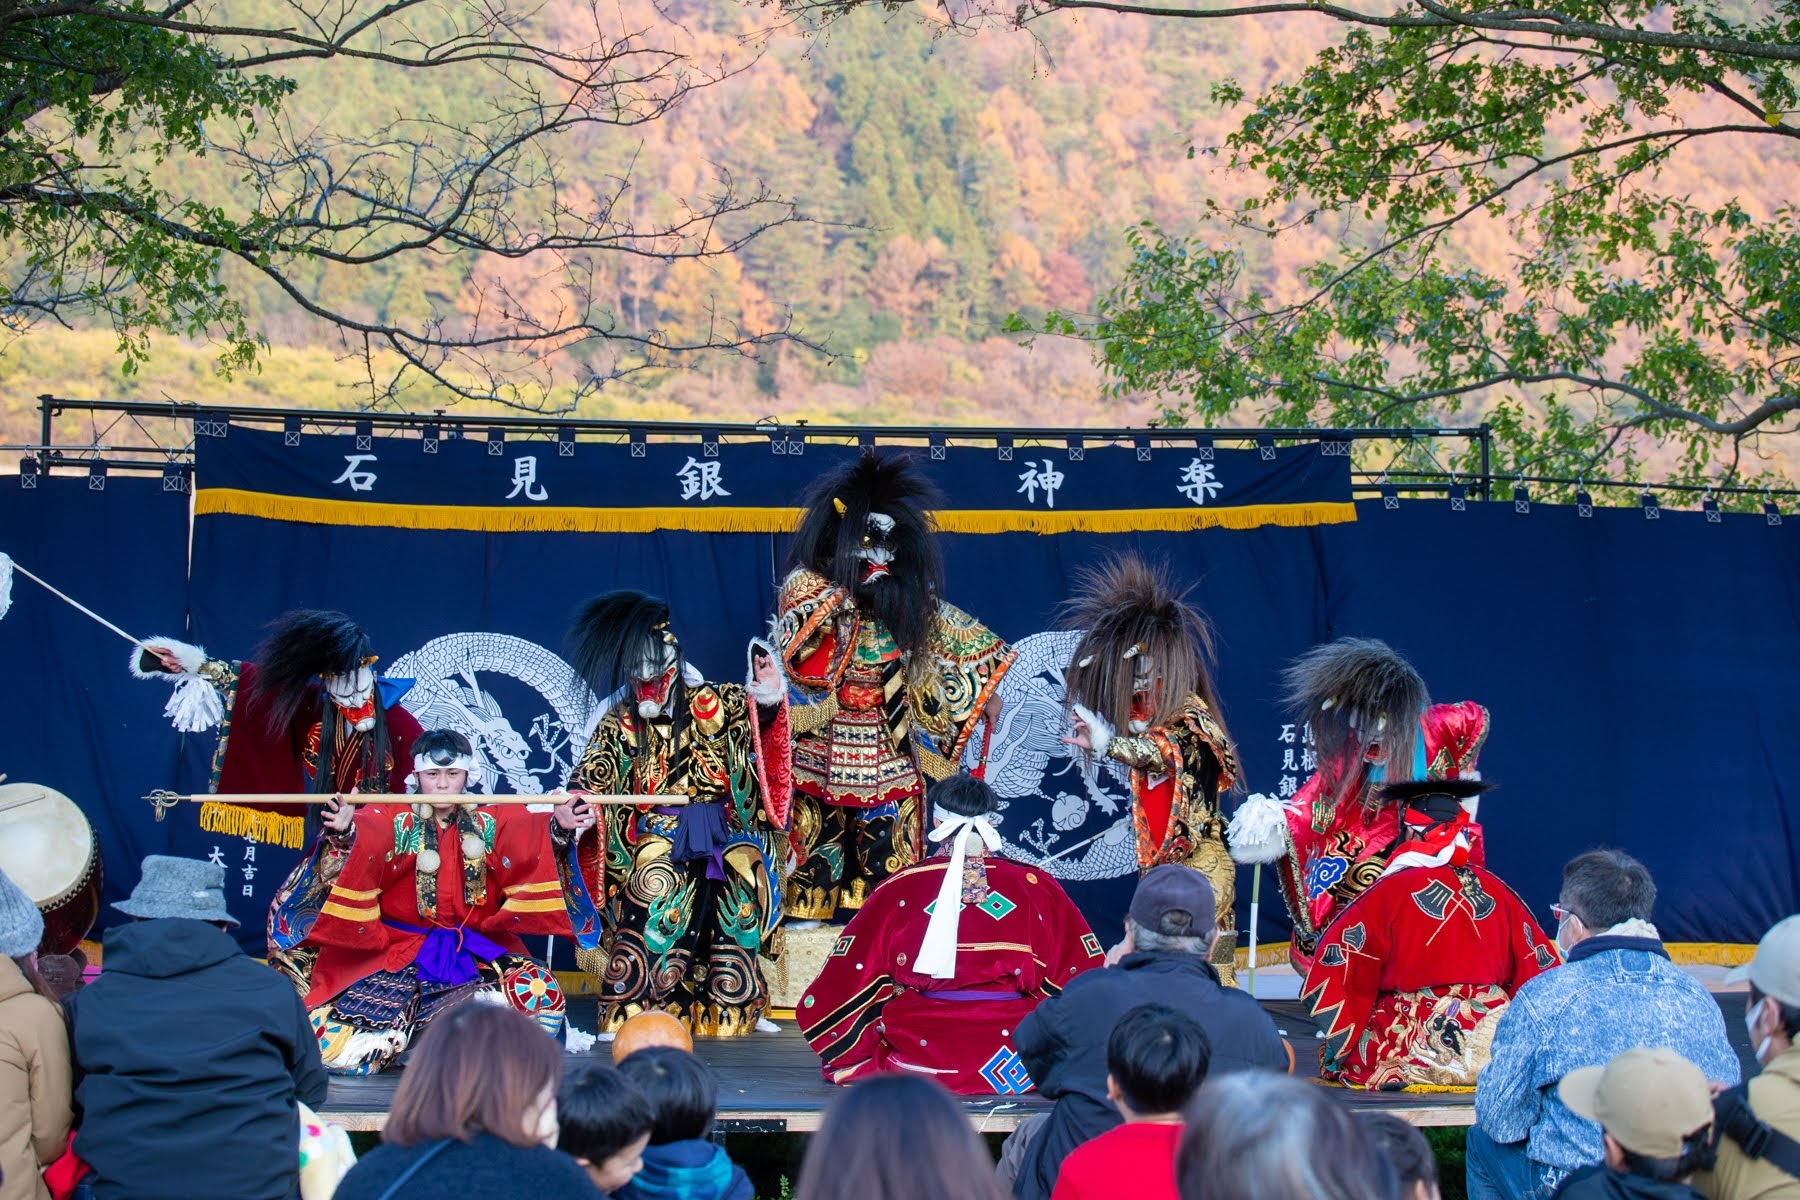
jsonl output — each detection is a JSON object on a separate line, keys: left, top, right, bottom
{"left": 1548, "top": 1048, "right": 1714, "bottom": 1198}
{"left": 0, "top": 864, "right": 73, "bottom": 1200}
{"left": 0, "top": 865, "right": 45, "bottom": 958}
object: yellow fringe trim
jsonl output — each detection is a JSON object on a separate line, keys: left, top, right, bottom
{"left": 1665, "top": 942, "right": 1756, "bottom": 967}
{"left": 1236, "top": 943, "right": 1292, "bottom": 969}
{"left": 194, "top": 488, "right": 1357, "bottom": 536}
{"left": 198, "top": 800, "right": 305, "bottom": 849}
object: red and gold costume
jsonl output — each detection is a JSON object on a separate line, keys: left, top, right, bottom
{"left": 1102, "top": 697, "right": 1241, "bottom": 982}
{"left": 796, "top": 848, "right": 1102, "bottom": 1095}
{"left": 1302, "top": 817, "right": 1556, "bottom": 1091}
{"left": 777, "top": 566, "right": 1013, "bottom": 918}
{"left": 568, "top": 676, "right": 791, "bottom": 1037}
{"left": 1277, "top": 701, "right": 1488, "bottom": 971}
{"left": 268, "top": 802, "right": 601, "bottom": 1073}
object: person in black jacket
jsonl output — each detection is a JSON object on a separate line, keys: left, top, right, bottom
{"left": 334, "top": 1001, "right": 601, "bottom": 1200}
{"left": 1004, "top": 865, "right": 1288, "bottom": 1200}
{"left": 66, "top": 855, "right": 328, "bottom": 1200}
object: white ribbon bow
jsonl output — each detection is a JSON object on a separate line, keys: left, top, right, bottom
{"left": 915, "top": 806, "right": 1004, "bottom": 980}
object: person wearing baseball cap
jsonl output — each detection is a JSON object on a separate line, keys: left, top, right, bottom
{"left": 1695, "top": 914, "right": 1800, "bottom": 1199}
{"left": 1002, "top": 864, "right": 1289, "bottom": 1200}
{"left": 1550, "top": 1048, "right": 1715, "bottom": 1198}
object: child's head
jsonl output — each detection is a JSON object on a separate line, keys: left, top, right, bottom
{"left": 1104, "top": 1004, "right": 1212, "bottom": 1119}
{"left": 557, "top": 1064, "right": 655, "bottom": 1194}
{"left": 1365, "top": 1114, "right": 1441, "bottom": 1200}
{"left": 615, "top": 1045, "right": 718, "bottom": 1145}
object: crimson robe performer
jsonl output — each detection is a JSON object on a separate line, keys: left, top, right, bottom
{"left": 130, "top": 610, "right": 423, "bottom": 842}
{"left": 266, "top": 729, "right": 604, "bottom": 1073}
{"left": 1301, "top": 780, "right": 1557, "bottom": 1090}
{"left": 776, "top": 450, "right": 1015, "bottom": 922}
{"left": 1060, "top": 553, "right": 1244, "bottom": 986}
{"left": 796, "top": 774, "right": 1103, "bottom": 1094}
{"left": 1229, "top": 638, "right": 1488, "bottom": 972}
{"left": 565, "top": 591, "right": 792, "bottom": 1037}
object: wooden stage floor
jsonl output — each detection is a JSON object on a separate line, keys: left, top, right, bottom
{"left": 319, "top": 999, "right": 1487, "bottom": 1132}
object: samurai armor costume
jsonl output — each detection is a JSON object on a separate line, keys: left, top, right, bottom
{"left": 1102, "top": 696, "right": 1241, "bottom": 986}
{"left": 567, "top": 679, "right": 792, "bottom": 1037}
{"left": 267, "top": 802, "right": 603, "bottom": 1073}
{"left": 1302, "top": 852, "right": 1557, "bottom": 1090}
{"left": 777, "top": 566, "right": 1013, "bottom": 919}
{"left": 1277, "top": 701, "right": 1489, "bottom": 972}
{"left": 796, "top": 849, "right": 1103, "bottom": 1095}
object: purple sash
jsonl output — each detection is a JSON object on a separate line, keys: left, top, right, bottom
{"left": 383, "top": 919, "right": 507, "bottom": 986}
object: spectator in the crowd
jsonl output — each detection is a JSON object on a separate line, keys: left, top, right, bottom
{"left": 335, "top": 1000, "right": 598, "bottom": 1199}
{"left": 793, "top": 1073, "right": 1010, "bottom": 1200}
{"left": 1366, "top": 1115, "right": 1441, "bottom": 1200}
{"left": 66, "top": 856, "right": 328, "bottom": 1200}
{"left": 1177, "top": 1071, "right": 1399, "bottom": 1200}
{"left": 1697, "top": 913, "right": 1800, "bottom": 1200}
{"left": 1050, "top": 1005, "right": 1210, "bottom": 1200}
{"left": 1551, "top": 1048, "right": 1715, "bottom": 1199}
{"left": 1, "top": 867, "right": 71, "bottom": 1200}
{"left": 1005, "top": 865, "right": 1287, "bottom": 1200}
{"left": 613, "top": 1047, "right": 751, "bottom": 1200}
{"left": 1471, "top": 849, "right": 1740, "bottom": 1200}
{"left": 558, "top": 1063, "right": 656, "bottom": 1197}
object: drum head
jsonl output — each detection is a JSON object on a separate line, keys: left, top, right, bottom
{"left": 0, "top": 782, "right": 93, "bottom": 905}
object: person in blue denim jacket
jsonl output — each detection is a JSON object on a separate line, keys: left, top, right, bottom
{"left": 1468, "top": 849, "right": 1740, "bottom": 1200}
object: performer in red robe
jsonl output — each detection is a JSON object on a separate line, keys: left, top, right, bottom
{"left": 1228, "top": 638, "right": 1488, "bottom": 971}
{"left": 132, "top": 610, "right": 422, "bottom": 820}
{"left": 776, "top": 451, "right": 1014, "bottom": 922}
{"left": 796, "top": 775, "right": 1104, "bottom": 1095}
{"left": 267, "top": 729, "right": 604, "bottom": 1073}
{"left": 1059, "top": 553, "right": 1243, "bottom": 985}
{"left": 1301, "top": 780, "right": 1557, "bottom": 1091}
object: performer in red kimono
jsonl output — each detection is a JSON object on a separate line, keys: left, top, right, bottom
{"left": 1059, "top": 553, "right": 1243, "bottom": 985}
{"left": 267, "top": 729, "right": 604, "bottom": 1073}
{"left": 796, "top": 774, "right": 1104, "bottom": 1095}
{"left": 776, "top": 451, "right": 1014, "bottom": 922}
{"left": 132, "top": 610, "right": 422, "bottom": 817}
{"left": 1229, "top": 638, "right": 1488, "bottom": 971}
{"left": 1301, "top": 780, "right": 1557, "bottom": 1091}
{"left": 564, "top": 590, "right": 793, "bottom": 1038}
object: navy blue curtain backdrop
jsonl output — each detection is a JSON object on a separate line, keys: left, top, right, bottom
{"left": 0, "top": 476, "right": 190, "bottom": 916}
{"left": 6, "top": 434, "right": 1796, "bottom": 954}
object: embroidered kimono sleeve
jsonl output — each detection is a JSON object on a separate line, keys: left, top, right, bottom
{"left": 1499, "top": 881, "right": 1560, "bottom": 991}
{"left": 1302, "top": 888, "right": 1391, "bottom": 1069}
{"left": 305, "top": 808, "right": 402, "bottom": 951}
{"left": 569, "top": 711, "right": 628, "bottom": 796}
{"left": 796, "top": 897, "right": 901, "bottom": 1083}
{"left": 482, "top": 809, "right": 584, "bottom": 938}
{"left": 908, "top": 600, "right": 1014, "bottom": 760}
{"left": 1029, "top": 876, "right": 1105, "bottom": 997}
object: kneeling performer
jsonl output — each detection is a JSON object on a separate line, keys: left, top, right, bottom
{"left": 268, "top": 729, "right": 602, "bottom": 1073}
{"left": 797, "top": 773, "right": 1103, "bottom": 1095}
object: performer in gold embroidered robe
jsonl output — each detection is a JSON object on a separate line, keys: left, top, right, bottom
{"left": 1059, "top": 554, "right": 1244, "bottom": 985}
{"left": 266, "top": 729, "right": 603, "bottom": 1073}
{"left": 566, "top": 591, "right": 792, "bottom": 1037}
{"left": 775, "top": 451, "right": 1014, "bottom": 922}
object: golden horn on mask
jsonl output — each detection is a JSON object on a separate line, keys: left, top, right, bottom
{"left": 832, "top": 497, "right": 847, "bottom": 515}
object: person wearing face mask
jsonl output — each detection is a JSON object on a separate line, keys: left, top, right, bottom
{"left": 130, "top": 609, "right": 423, "bottom": 824}
{"left": 775, "top": 450, "right": 1014, "bottom": 925}
{"left": 1470, "top": 849, "right": 1740, "bottom": 1200}
{"left": 1058, "top": 553, "right": 1243, "bottom": 986}
{"left": 565, "top": 590, "right": 792, "bottom": 1039}
{"left": 265, "top": 727, "right": 603, "bottom": 1073}
{"left": 1694, "top": 914, "right": 1800, "bottom": 1199}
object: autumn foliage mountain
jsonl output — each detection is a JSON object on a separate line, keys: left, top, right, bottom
{"left": 6, "top": 0, "right": 1798, "bottom": 454}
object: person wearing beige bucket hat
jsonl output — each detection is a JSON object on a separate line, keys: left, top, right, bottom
{"left": 1551, "top": 1047, "right": 1716, "bottom": 1198}
{"left": 1694, "top": 914, "right": 1800, "bottom": 1200}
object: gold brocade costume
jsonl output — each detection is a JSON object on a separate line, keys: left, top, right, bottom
{"left": 776, "top": 567, "right": 1015, "bottom": 920}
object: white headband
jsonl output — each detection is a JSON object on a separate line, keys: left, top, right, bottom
{"left": 915, "top": 804, "right": 1003, "bottom": 981}
{"left": 412, "top": 751, "right": 475, "bottom": 775}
